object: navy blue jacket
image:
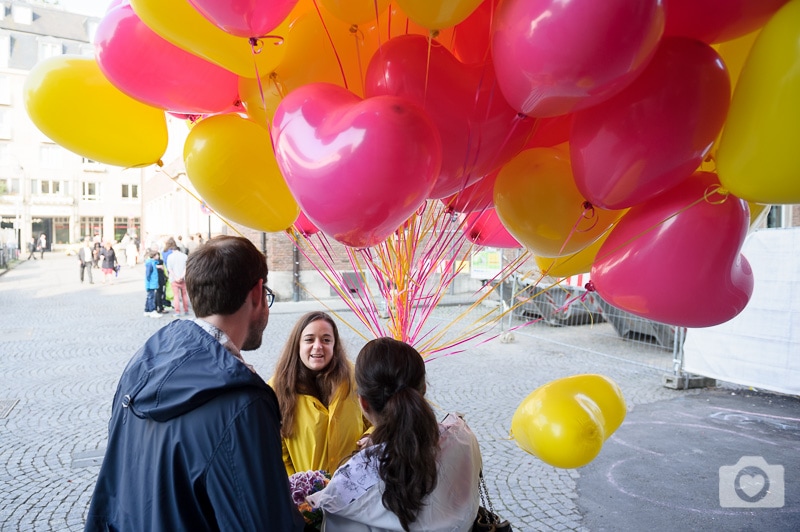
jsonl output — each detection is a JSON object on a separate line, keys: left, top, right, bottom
{"left": 84, "top": 320, "right": 304, "bottom": 531}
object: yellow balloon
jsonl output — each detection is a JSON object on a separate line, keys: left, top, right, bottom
{"left": 535, "top": 228, "right": 612, "bottom": 278}
{"left": 23, "top": 55, "right": 167, "bottom": 168}
{"left": 183, "top": 114, "right": 299, "bottom": 232}
{"left": 494, "top": 147, "right": 625, "bottom": 258}
{"left": 396, "top": 0, "right": 483, "bottom": 30}
{"left": 716, "top": 0, "right": 800, "bottom": 204}
{"left": 559, "top": 374, "right": 626, "bottom": 438}
{"left": 130, "top": 0, "right": 303, "bottom": 78}
{"left": 511, "top": 378, "right": 605, "bottom": 469}
{"left": 320, "top": 0, "right": 391, "bottom": 25}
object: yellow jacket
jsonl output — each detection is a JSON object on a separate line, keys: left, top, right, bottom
{"left": 269, "top": 377, "right": 367, "bottom": 475}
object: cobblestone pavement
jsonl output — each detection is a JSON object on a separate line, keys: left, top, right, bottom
{"left": 1, "top": 254, "right": 797, "bottom": 531}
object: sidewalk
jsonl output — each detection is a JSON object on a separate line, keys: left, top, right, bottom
{"left": 0, "top": 254, "right": 798, "bottom": 531}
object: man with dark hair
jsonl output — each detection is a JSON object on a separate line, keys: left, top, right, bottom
{"left": 85, "top": 236, "right": 303, "bottom": 531}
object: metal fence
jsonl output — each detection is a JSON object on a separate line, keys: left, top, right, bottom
{"left": 498, "top": 275, "right": 686, "bottom": 376}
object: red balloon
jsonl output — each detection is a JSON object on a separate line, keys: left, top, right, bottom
{"left": 492, "top": 0, "right": 665, "bottom": 117}
{"left": 524, "top": 114, "right": 573, "bottom": 149}
{"left": 440, "top": 170, "right": 498, "bottom": 213}
{"left": 95, "top": 4, "right": 240, "bottom": 114}
{"left": 591, "top": 172, "right": 753, "bottom": 328}
{"left": 464, "top": 209, "right": 522, "bottom": 248}
{"left": 292, "top": 211, "right": 320, "bottom": 237}
{"left": 664, "top": 0, "right": 790, "bottom": 44}
{"left": 273, "top": 83, "right": 441, "bottom": 249}
{"left": 365, "top": 34, "right": 535, "bottom": 199}
{"left": 570, "top": 38, "right": 730, "bottom": 210}
{"left": 451, "top": 0, "right": 499, "bottom": 64}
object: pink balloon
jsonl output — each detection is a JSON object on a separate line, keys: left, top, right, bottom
{"left": 292, "top": 211, "right": 320, "bottom": 237}
{"left": 570, "top": 37, "right": 730, "bottom": 211}
{"left": 591, "top": 172, "right": 753, "bottom": 328}
{"left": 441, "top": 170, "right": 498, "bottom": 213}
{"left": 95, "top": 4, "right": 240, "bottom": 114}
{"left": 273, "top": 83, "right": 441, "bottom": 249}
{"left": 464, "top": 209, "right": 522, "bottom": 249}
{"left": 451, "top": 0, "right": 499, "bottom": 64}
{"left": 665, "top": 0, "right": 790, "bottom": 44}
{"left": 492, "top": 0, "right": 665, "bottom": 117}
{"left": 365, "top": 34, "right": 535, "bottom": 199}
{"left": 188, "top": 0, "right": 298, "bottom": 38}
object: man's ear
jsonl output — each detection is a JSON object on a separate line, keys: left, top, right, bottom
{"left": 251, "top": 280, "right": 264, "bottom": 307}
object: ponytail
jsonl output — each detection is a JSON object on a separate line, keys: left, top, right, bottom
{"left": 356, "top": 338, "right": 439, "bottom": 531}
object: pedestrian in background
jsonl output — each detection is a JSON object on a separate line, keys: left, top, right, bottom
{"left": 84, "top": 235, "right": 304, "bottom": 531}
{"left": 26, "top": 237, "right": 37, "bottom": 260}
{"left": 78, "top": 238, "right": 94, "bottom": 284}
{"left": 166, "top": 245, "right": 189, "bottom": 316}
{"left": 38, "top": 233, "right": 46, "bottom": 259}
{"left": 98, "top": 242, "right": 118, "bottom": 284}
{"left": 143, "top": 250, "right": 161, "bottom": 318}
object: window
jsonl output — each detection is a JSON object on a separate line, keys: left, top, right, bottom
{"left": 38, "top": 40, "right": 63, "bottom": 61}
{"left": 40, "top": 144, "right": 61, "bottom": 168}
{"left": 54, "top": 217, "right": 69, "bottom": 244}
{"left": 80, "top": 216, "right": 104, "bottom": 239}
{"left": 38, "top": 180, "right": 62, "bottom": 195}
{"left": 12, "top": 5, "right": 33, "bottom": 25}
{"left": 0, "top": 141, "right": 10, "bottom": 165}
{"left": 82, "top": 181, "right": 100, "bottom": 200}
{"left": 114, "top": 217, "right": 128, "bottom": 242}
{"left": 121, "top": 183, "right": 139, "bottom": 199}
{"left": 1, "top": 177, "right": 20, "bottom": 194}
{"left": 0, "top": 74, "right": 9, "bottom": 104}
{"left": 0, "top": 108, "right": 10, "bottom": 139}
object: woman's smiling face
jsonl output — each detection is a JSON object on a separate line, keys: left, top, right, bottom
{"left": 299, "top": 319, "right": 335, "bottom": 372}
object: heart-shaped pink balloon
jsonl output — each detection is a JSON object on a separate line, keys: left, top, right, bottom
{"left": 464, "top": 209, "right": 522, "bottom": 249}
{"left": 273, "top": 82, "right": 441, "bottom": 248}
{"left": 492, "top": 0, "right": 665, "bottom": 117}
{"left": 188, "top": 0, "right": 298, "bottom": 38}
{"left": 570, "top": 37, "right": 730, "bottom": 210}
{"left": 365, "top": 34, "right": 535, "bottom": 199}
{"left": 95, "top": 3, "right": 239, "bottom": 114}
{"left": 591, "top": 172, "right": 753, "bottom": 328}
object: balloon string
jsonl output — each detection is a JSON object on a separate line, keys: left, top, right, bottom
{"left": 156, "top": 168, "right": 243, "bottom": 237}
{"left": 349, "top": 25, "right": 366, "bottom": 87}
{"left": 556, "top": 201, "right": 599, "bottom": 256}
{"left": 593, "top": 185, "right": 729, "bottom": 266}
{"left": 249, "top": 37, "right": 277, "bottom": 148}
{"left": 312, "top": 0, "right": 349, "bottom": 91}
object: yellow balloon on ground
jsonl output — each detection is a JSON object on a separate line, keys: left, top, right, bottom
{"left": 511, "top": 378, "right": 605, "bottom": 469}
{"left": 494, "top": 147, "right": 625, "bottom": 258}
{"left": 559, "top": 374, "right": 626, "bottom": 437}
{"left": 23, "top": 55, "right": 167, "bottom": 168}
{"left": 183, "top": 114, "right": 299, "bottom": 232}
{"left": 131, "top": 0, "right": 302, "bottom": 78}
{"left": 716, "top": 0, "right": 800, "bottom": 204}
{"left": 396, "top": 0, "right": 483, "bottom": 30}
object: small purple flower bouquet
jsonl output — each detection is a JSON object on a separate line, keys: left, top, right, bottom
{"left": 289, "top": 470, "right": 331, "bottom": 530}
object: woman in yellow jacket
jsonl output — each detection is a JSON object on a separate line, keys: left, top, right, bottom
{"left": 269, "top": 311, "right": 368, "bottom": 475}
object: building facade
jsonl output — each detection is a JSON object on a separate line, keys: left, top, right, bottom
{"left": 0, "top": 1, "right": 143, "bottom": 255}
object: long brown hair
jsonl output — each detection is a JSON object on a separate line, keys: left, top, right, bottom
{"left": 356, "top": 337, "right": 439, "bottom": 531}
{"left": 272, "top": 312, "right": 351, "bottom": 438}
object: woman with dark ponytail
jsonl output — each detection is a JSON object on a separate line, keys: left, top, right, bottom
{"left": 308, "top": 337, "right": 482, "bottom": 531}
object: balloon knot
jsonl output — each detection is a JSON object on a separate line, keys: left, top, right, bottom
{"left": 156, "top": 159, "right": 164, "bottom": 168}
{"left": 430, "top": 30, "right": 440, "bottom": 38}
{"left": 584, "top": 280, "right": 595, "bottom": 292}
{"left": 349, "top": 24, "right": 358, "bottom": 34}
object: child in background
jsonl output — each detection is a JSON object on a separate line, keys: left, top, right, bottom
{"left": 143, "top": 251, "right": 162, "bottom": 318}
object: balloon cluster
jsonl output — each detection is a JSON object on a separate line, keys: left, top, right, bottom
{"left": 511, "top": 374, "right": 626, "bottom": 469}
{"left": 23, "top": 0, "right": 800, "bottom": 328}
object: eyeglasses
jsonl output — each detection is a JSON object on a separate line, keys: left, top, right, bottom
{"left": 263, "top": 284, "right": 275, "bottom": 308}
